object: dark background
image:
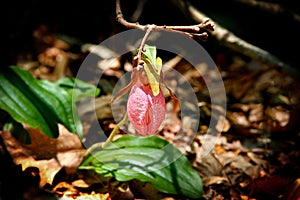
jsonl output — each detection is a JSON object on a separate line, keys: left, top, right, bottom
{"left": 1, "top": 0, "right": 299, "bottom": 70}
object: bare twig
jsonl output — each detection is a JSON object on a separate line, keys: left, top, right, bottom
{"left": 116, "top": 0, "right": 214, "bottom": 41}
{"left": 211, "top": 151, "right": 234, "bottom": 186}
{"left": 116, "top": 0, "right": 145, "bottom": 30}
{"left": 170, "top": 0, "right": 299, "bottom": 77}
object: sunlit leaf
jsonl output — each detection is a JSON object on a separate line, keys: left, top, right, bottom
{"left": 78, "top": 135, "right": 203, "bottom": 198}
{"left": 0, "top": 66, "right": 99, "bottom": 139}
{"left": 54, "top": 77, "right": 100, "bottom": 101}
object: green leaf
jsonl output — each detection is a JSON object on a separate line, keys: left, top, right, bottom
{"left": 140, "top": 44, "right": 163, "bottom": 96}
{"left": 78, "top": 135, "right": 203, "bottom": 198}
{"left": 0, "top": 66, "right": 99, "bottom": 139}
{"left": 54, "top": 77, "right": 100, "bottom": 101}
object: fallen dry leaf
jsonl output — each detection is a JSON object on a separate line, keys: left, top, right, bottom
{"left": 1, "top": 124, "right": 86, "bottom": 188}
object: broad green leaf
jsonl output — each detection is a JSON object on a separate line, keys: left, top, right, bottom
{"left": 78, "top": 135, "right": 203, "bottom": 198}
{"left": 37, "top": 79, "right": 82, "bottom": 138}
{"left": 54, "top": 77, "right": 100, "bottom": 101}
{"left": 0, "top": 70, "right": 56, "bottom": 137}
{"left": 0, "top": 66, "right": 99, "bottom": 139}
{"left": 141, "top": 45, "right": 163, "bottom": 96}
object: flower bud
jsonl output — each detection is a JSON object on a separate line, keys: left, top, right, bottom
{"left": 127, "top": 81, "right": 166, "bottom": 136}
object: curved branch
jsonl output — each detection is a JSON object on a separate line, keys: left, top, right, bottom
{"left": 170, "top": 0, "right": 299, "bottom": 77}
{"left": 116, "top": 0, "right": 214, "bottom": 41}
{"left": 116, "top": 0, "right": 146, "bottom": 30}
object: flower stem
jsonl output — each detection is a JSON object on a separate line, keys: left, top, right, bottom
{"left": 102, "top": 114, "right": 128, "bottom": 148}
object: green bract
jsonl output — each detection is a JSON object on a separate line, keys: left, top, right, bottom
{"left": 141, "top": 44, "right": 163, "bottom": 96}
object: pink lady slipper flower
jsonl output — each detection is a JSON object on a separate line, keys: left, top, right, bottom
{"left": 127, "top": 79, "right": 166, "bottom": 136}
{"left": 111, "top": 45, "right": 176, "bottom": 136}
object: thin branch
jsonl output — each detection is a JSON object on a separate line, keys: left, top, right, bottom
{"left": 116, "top": 0, "right": 214, "bottom": 41}
{"left": 170, "top": 0, "right": 300, "bottom": 77}
{"left": 134, "top": 24, "right": 156, "bottom": 65}
{"left": 116, "top": 0, "right": 145, "bottom": 30}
